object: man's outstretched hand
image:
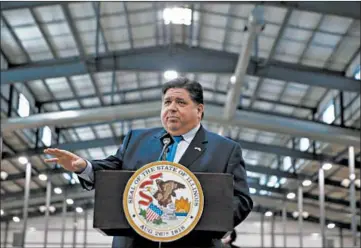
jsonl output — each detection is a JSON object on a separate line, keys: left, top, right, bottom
{"left": 44, "top": 148, "right": 87, "bottom": 173}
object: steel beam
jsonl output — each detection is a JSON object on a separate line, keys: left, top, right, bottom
{"left": 0, "top": 1, "right": 62, "bottom": 10}
{"left": 2, "top": 102, "right": 359, "bottom": 147}
{"left": 20, "top": 162, "right": 31, "bottom": 247}
{"left": 60, "top": 193, "right": 67, "bottom": 248}
{"left": 235, "top": 139, "right": 357, "bottom": 168}
{"left": 1, "top": 125, "right": 358, "bottom": 170}
{"left": 2, "top": 45, "right": 359, "bottom": 92}
{"left": 1, "top": 160, "right": 350, "bottom": 192}
{"left": 37, "top": 85, "right": 315, "bottom": 111}
{"left": 248, "top": 182, "right": 359, "bottom": 208}
{"left": 250, "top": 9, "right": 292, "bottom": 108}
{"left": 349, "top": 146, "right": 358, "bottom": 247}
{"left": 282, "top": 204, "right": 287, "bottom": 248}
{"left": 1, "top": 196, "right": 358, "bottom": 234}
{"left": 252, "top": 205, "right": 360, "bottom": 232}
{"left": 2, "top": 178, "right": 358, "bottom": 212}
{"left": 246, "top": 165, "right": 348, "bottom": 188}
{"left": 1, "top": 184, "right": 94, "bottom": 209}
{"left": 261, "top": 1, "right": 360, "bottom": 19}
{"left": 1, "top": 1, "right": 359, "bottom": 19}
{"left": 2, "top": 136, "right": 125, "bottom": 162}
{"left": 1, "top": 101, "right": 161, "bottom": 132}
{"left": 319, "top": 168, "right": 326, "bottom": 247}
{"left": 223, "top": 7, "right": 263, "bottom": 120}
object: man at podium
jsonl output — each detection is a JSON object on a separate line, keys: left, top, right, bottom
{"left": 44, "top": 77, "right": 253, "bottom": 248}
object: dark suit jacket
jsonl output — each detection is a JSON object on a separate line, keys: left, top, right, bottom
{"left": 78, "top": 125, "right": 253, "bottom": 248}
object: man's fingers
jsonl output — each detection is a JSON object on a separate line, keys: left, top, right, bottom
{"left": 44, "top": 148, "right": 62, "bottom": 156}
{"left": 44, "top": 158, "right": 59, "bottom": 163}
{"left": 44, "top": 148, "right": 74, "bottom": 158}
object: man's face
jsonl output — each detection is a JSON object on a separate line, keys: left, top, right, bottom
{"left": 161, "top": 88, "right": 204, "bottom": 135}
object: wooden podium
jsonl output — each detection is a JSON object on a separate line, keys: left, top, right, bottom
{"left": 93, "top": 170, "right": 234, "bottom": 244}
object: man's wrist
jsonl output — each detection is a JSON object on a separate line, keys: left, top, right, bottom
{"left": 75, "top": 159, "right": 88, "bottom": 174}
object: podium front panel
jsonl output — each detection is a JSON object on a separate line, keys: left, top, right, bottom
{"left": 94, "top": 170, "right": 233, "bottom": 236}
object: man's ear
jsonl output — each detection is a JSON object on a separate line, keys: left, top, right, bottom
{"left": 197, "top": 104, "right": 204, "bottom": 115}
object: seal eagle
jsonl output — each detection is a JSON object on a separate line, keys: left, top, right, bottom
{"left": 153, "top": 179, "right": 186, "bottom": 207}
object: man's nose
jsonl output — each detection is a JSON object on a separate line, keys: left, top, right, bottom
{"left": 168, "top": 102, "right": 177, "bottom": 111}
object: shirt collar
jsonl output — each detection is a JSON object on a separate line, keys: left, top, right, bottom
{"left": 181, "top": 124, "right": 201, "bottom": 144}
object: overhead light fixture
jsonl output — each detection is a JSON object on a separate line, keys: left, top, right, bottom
{"left": 249, "top": 188, "right": 256, "bottom": 194}
{"left": 259, "top": 175, "right": 267, "bottom": 185}
{"left": 66, "top": 199, "right": 74, "bottom": 205}
{"left": 355, "top": 71, "right": 360, "bottom": 80}
{"left": 302, "top": 179, "right": 312, "bottom": 187}
{"left": 163, "top": 7, "right": 192, "bottom": 25}
{"left": 163, "top": 70, "right": 178, "bottom": 80}
{"left": 322, "top": 104, "right": 335, "bottom": 124}
{"left": 287, "top": 192, "right": 296, "bottom": 199}
{"left": 18, "top": 156, "right": 28, "bottom": 165}
{"left": 279, "top": 178, "right": 287, "bottom": 185}
{"left": 41, "top": 126, "right": 52, "bottom": 147}
{"left": 13, "top": 216, "right": 20, "bottom": 222}
{"left": 63, "top": 173, "right": 71, "bottom": 180}
{"left": 322, "top": 163, "right": 332, "bottom": 170}
{"left": 355, "top": 66, "right": 360, "bottom": 80}
{"left": 53, "top": 187, "right": 62, "bottom": 194}
{"left": 299, "top": 138, "right": 310, "bottom": 152}
{"left": 264, "top": 211, "right": 273, "bottom": 217}
{"left": 38, "top": 174, "right": 47, "bottom": 181}
{"left": 268, "top": 175, "right": 278, "bottom": 186}
{"left": 341, "top": 178, "right": 350, "bottom": 188}
{"left": 292, "top": 211, "right": 299, "bottom": 218}
{"left": 76, "top": 207, "right": 83, "bottom": 213}
{"left": 0, "top": 209, "right": 4, "bottom": 216}
{"left": 230, "top": 75, "right": 236, "bottom": 84}
{"left": 39, "top": 206, "right": 46, "bottom": 213}
{"left": 283, "top": 156, "right": 292, "bottom": 171}
{"left": 49, "top": 206, "right": 56, "bottom": 213}
{"left": 292, "top": 211, "right": 309, "bottom": 219}
{"left": 259, "top": 190, "right": 268, "bottom": 195}
{"left": 302, "top": 211, "right": 309, "bottom": 218}
{"left": 72, "top": 173, "right": 80, "bottom": 184}
{"left": 0, "top": 171, "right": 8, "bottom": 180}
{"left": 267, "top": 181, "right": 276, "bottom": 187}
{"left": 327, "top": 223, "right": 335, "bottom": 229}
{"left": 349, "top": 173, "right": 356, "bottom": 181}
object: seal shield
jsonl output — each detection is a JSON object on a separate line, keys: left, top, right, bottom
{"left": 123, "top": 161, "right": 204, "bottom": 242}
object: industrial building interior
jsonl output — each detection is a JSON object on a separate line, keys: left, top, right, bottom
{"left": 0, "top": 1, "right": 360, "bottom": 248}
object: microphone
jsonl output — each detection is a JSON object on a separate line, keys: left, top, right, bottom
{"left": 158, "top": 136, "right": 173, "bottom": 161}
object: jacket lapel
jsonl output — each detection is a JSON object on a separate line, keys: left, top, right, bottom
{"left": 150, "top": 129, "right": 168, "bottom": 160}
{"left": 178, "top": 125, "right": 208, "bottom": 167}
{"left": 135, "top": 129, "right": 167, "bottom": 169}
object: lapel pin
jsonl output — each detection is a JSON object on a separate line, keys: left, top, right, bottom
{"left": 194, "top": 147, "right": 202, "bottom": 151}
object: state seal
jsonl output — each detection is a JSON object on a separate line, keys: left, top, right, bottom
{"left": 123, "top": 161, "right": 204, "bottom": 242}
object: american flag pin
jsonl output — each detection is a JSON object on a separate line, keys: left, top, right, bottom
{"left": 194, "top": 147, "right": 201, "bottom": 151}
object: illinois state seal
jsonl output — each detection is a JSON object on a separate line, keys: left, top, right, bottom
{"left": 123, "top": 161, "right": 204, "bottom": 242}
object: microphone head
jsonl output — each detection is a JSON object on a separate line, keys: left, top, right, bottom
{"left": 163, "top": 137, "right": 171, "bottom": 145}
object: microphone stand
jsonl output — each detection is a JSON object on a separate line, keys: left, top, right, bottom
{"left": 157, "top": 137, "right": 172, "bottom": 248}
{"left": 158, "top": 137, "right": 172, "bottom": 161}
